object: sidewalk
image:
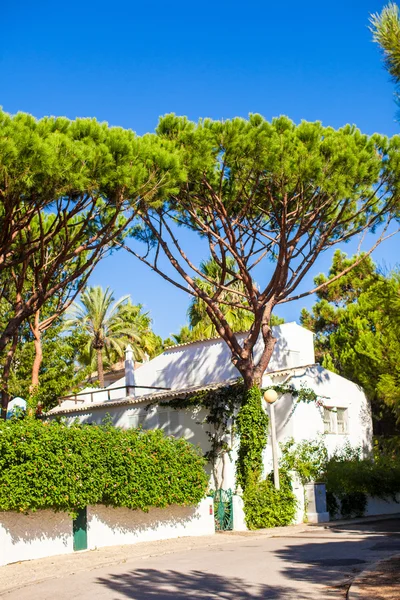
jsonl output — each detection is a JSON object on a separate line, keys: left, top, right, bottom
{"left": 348, "top": 553, "right": 400, "bottom": 600}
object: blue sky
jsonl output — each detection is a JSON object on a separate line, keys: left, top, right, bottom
{"left": 2, "top": 0, "right": 400, "bottom": 338}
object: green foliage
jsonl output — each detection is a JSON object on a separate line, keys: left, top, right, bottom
{"left": 278, "top": 435, "right": 400, "bottom": 519}
{"left": 65, "top": 286, "right": 163, "bottom": 389}
{"left": 0, "top": 107, "right": 183, "bottom": 415}
{"left": 0, "top": 418, "right": 208, "bottom": 514}
{"left": 132, "top": 113, "right": 398, "bottom": 399}
{"left": 301, "top": 251, "right": 400, "bottom": 429}
{"left": 157, "top": 381, "right": 244, "bottom": 487}
{"left": 7, "top": 321, "right": 89, "bottom": 411}
{"left": 324, "top": 444, "right": 400, "bottom": 518}
{"left": 370, "top": 3, "right": 400, "bottom": 105}
{"left": 279, "top": 437, "right": 328, "bottom": 486}
{"left": 243, "top": 472, "right": 297, "bottom": 530}
{"left": 373, "top": 435, "right": 400, "bottom": 459}
{"left": 236, "top": 386, "right": 269, "bottom": 489}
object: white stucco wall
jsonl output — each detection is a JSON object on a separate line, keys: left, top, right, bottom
{"left": 261, "top": 365, "right": 373, "bottom": 476}
{"left": 54, "top": 323, "right": 315, "bottom": 412}
{"left": 128, "top": 322, "right": 315, "bottom": 397}
{"left": 87, "top": 498, "right": 214, "bottom": 549}
{"left": 0, "top": 510, "right": 73, "bottom": 567}
{"left": 57, "top": 364, "right": 372, "bottom": 492}
{"left": 365, "top": 495, "right": 400, "bottom": 517}
{"left": 0, "top": 500, "right": 215, "bottom": 567}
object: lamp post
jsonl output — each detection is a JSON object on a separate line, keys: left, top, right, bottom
{"left": 263, "top": 389, "right": 280, "bottom": 490}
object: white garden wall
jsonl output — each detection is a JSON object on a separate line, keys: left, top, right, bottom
{"left": 0, "top": 499, "right": 215, "bottom": 567}
{"left": 87, "top": 498, "right": 214, "bottom": 549}
{"left": 0, "top": 510, "right": 73, "bottom": 567}
{"left": 365, "top": 495, "right": 400, "bottom": 517}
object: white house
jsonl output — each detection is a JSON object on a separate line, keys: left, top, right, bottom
{"left": 48, "top": 322, "right": 373, "bottom": 490}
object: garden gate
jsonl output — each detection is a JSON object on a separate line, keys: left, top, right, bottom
{"left": 213, "top": 488, "right": 233, "bottom": 531}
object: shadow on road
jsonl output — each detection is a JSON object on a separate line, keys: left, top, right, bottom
{"left": 96, "top": 520, "right": 400, "bottom": 599}
{"left": 274, "top": 519, "right": 400, "bottom": 588}
{"left": 96, "top": 568, "right": 310, "bottom": 599}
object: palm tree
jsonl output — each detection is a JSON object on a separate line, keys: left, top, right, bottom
{"left": 187, "top": 258, "right": 256, "bottom": 338}
{"left": 66, "top": 287, "right": 146, "bottom": 388}
{"left": 167, "top": 259, "right": 284, "bottom": 344}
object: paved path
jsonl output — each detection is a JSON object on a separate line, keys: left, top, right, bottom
{"left": 1, "top": 519, "right": 400, "bottom": 599}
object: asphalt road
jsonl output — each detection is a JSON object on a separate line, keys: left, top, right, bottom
{"left": 3, "top": 519, "right": 400, "bottom": 600}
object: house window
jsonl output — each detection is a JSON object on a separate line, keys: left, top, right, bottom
{"left": 323, "top": 407, "right": 348, "bottom": 434}
{"left": 337, "top": 408, "right": 348, "bottom": 434}
{"left": 323, "top": 408, "right": 335, "bottom": 434}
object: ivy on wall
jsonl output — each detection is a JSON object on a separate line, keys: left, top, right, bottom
{"left": 0, "top": 419, "right": 208, "bottom": 514}
{"left": 155, "top": 382, "right": 244, "bottom": 488}
{"left": 235, "top": 386, "right": 269, "bottom": 489}
{"left": 153, "top": 378, "right": 322, "bottom": 494}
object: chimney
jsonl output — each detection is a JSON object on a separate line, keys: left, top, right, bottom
{"left": 125, "top": 344, "right": 135, "bottom": 396}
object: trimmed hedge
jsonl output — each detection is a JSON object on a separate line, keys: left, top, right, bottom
{"left": 0, "top": 419, "right": 208, "bottom": 513}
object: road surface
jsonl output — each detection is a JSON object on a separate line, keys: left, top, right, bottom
{"left": 1, "top": 519, "right": 400, "bottom": 599}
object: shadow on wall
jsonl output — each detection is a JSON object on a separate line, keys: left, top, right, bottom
{"left": 0, "top": 510, "right": 71, "bottom": 544}
{"left": 138, "top": 327, "right": 296, "bottom": 394}
{"left": 95, "top": 568, "right": 311, "bottom": 599}
{"left": 154, "top": 342, "right": 240, "bottom": 390}
{"left": 89, "top": 504, "right": 199, "bottom": 536}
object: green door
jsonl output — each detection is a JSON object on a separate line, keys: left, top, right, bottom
{"left": 73, "top": 507, "right": 87, "bottom": 551}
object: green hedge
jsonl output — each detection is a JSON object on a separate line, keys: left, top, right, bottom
{"left": 324, "top": 456, "right": 400, "bottom": 518}
{"left": 243, "top": 473, "right": 297, "bottom": 529}
{"left": 0, "top": 419, "right": 208, "bottom": 513}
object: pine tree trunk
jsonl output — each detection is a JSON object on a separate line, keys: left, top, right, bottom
{"left": 0, "top": 333, "right": 19, "bottom": 420}
{"left": 97, "top": 349, "right": 105, "bottom": 388}
{"left": 235, "top": 324, "right": 277, "bottom": 489}
{"left": 30, "top": 311, "right": 42, "bottom": 393}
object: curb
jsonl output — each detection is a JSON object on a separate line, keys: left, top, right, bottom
{"left": 347, "top": 552, "right": 400, "bottom": 600}
{"left": 311, "top": 513, "right": 400, "bottom": 529}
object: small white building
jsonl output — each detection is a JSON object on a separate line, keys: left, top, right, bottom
{"left": 49, "top": 323, "right": 373, "bottom": 490}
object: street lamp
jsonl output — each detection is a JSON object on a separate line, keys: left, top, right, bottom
{"left": 263, "top": 389, "right": 280, "bottom": 490}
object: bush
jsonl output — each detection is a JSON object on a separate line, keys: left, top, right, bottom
{"left": 0, "top": 418, "right": 208, "bottom": 513}
{"left": 279, "top": 437, "right": 328, "bottom": 485}
{"left": 324, "top": 445, "right": 400, "bottom": 518}
{"left": 279, "top": 438, "right": 400, "bottom": 519}
{"left": 243, "top": 472, "right": 297, "bottom": 530}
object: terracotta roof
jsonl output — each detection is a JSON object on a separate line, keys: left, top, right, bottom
{"left": 47, "top": 363, "right": 318, "bottom": 417}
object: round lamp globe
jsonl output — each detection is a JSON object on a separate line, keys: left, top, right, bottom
{"left": 263, "top": 389, "right": 278, "bottom": 404}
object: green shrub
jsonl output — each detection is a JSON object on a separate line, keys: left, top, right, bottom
{"left": 0, "top": 418, "right": 208, "bottom": 513}
{"left": 279, "top": 437, "right": 328, "bottom": 485}
{"left": 243, "top": 472, "right": 297, "bottom": 530}
{"left": 324, "top": 445, "right": 400, "bottom": 518}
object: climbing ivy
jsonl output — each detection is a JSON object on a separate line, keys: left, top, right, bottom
{"left": 153, "top": 378, "right": 322, "bottom": 492}
{"left": 243, "top": 472, "right": 297, "bottom": 529}
{"left": 155, "top": 382, "right": 244, "bottom": 486}
{"left": 236, "top": 386, "right": 269, "bottom": 489}
{"left": 265, "top": 382, "right": 321, "bottom": 406}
